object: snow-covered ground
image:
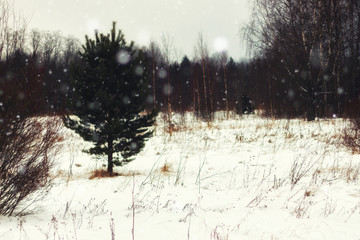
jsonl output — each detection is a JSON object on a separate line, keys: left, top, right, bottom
{"left": 1, "top": 112, "right": 360, "bottom": 240}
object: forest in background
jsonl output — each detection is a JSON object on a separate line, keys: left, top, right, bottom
{"left": 1, "top": 0, "right": 360, "bottom": 121}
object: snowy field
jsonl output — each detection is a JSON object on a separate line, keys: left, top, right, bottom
{"left": 1, "top": 112, "right": 360, "bottom": 240}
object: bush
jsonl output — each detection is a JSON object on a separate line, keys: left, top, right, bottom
{"left": 0, "top": 54, "right": 62, "bottom": 215}
{"left": 343, "top": 118, "right": 360, "bottom": 154}
{"left": 0, "top": 115, "right": 61, "bottom": 216}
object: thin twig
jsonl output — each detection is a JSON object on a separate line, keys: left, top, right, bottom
{"left": 132, "top": 173, "right": 135, "bottom": 240}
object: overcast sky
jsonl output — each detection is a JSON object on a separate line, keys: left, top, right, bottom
{"left": 15, "top": 0, "right": 251, "bottom": 60}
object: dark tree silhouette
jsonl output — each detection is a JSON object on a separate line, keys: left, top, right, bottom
{"left": 64, "top": 22, "right": 157, "bottom": 173}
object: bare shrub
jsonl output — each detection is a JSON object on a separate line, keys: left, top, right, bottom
{"left": 343, "top": 118, "right": 360, "bottom": 154}
{"left": 0, "top": 102, "right": 61, "bottom": 216}
{"left": 290, "top": 152, "right": 322, "bottom": 189}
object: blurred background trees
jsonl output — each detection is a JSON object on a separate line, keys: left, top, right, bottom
{"left": 243, "top": 0, "right": 360, "bottom": 119}
{"left": 1, "top": 0, "right": 360, "bottom": 120}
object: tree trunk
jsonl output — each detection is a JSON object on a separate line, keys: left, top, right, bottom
{"left": 196, "top": 68, "right": 201, "bottom": 116}
{"left": 207, "top": 62, "right": 214, "bottom": 120}
{"left": 167, "top": 66, "right": 172, "bottom": 136}
{"left": 223, "top": 62, "right": 229, "bottom": 119}
{"left": 306, "top": 89, "right": 316, "bottom": 121}
{"left": 192, "top": 70, "right": 196, "bottom": 115}
{"left": 201, "top": 57, "right": 208, "bottom": 119}
{"left": 152, "top": 59, "right": 156, "bottom": 109}
{"left": 107, "top": 136, "right": 113, "bottom": 173}
{"left": 307, "top": 105, "right": 316, "bottom": 121}
{"left": 349, "top": 0, "right": 356, "bottom": 98}
{"left": 267, "top": 71, "right": 274, "bottom": 118}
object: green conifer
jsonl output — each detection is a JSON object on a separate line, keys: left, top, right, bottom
{"left": 64, "top": 22, "right": 157, "bottom": 173}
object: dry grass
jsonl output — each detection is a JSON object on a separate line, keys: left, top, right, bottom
{"left": 52, "top": 169, "right": 142, "bottom": 181}
{"left": 210, "top": 226, "right": 229, "bottom": 240}
{"left": 165, "top": 123, "right": 214, "bottom": 134}
{"left": 89, "top": 169, "right": 120, "bottom": 179}
{"left": 342, "top": 118, "right": 360, "bottom": 153}
{"left": 160, "top": 163, "right": 172, "bottom": 175}
{"left": 165, "top": 124, "right": 184, "bottom": 134}
{"left": 119, "top": 171, "right": 143, "bottom": 177}
{"left": 313, "top": 165, "right": 360, "bottom": 183}
{"left": 88, "top": 169, "right": 142, "bottom": 180}
{"left": 52, "top": 170, "right": 67, "bottom": 178}
{"left": 285, "top": 133, "right": 294, "bottom": 139}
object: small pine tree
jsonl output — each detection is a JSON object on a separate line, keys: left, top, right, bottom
{"left": 64, "top": 22, "right": 157, "bottom": 173}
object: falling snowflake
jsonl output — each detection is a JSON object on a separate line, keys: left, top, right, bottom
{"left": 214, "top": 36, "right": 228, "bottom": 52}
{"left": 116, "top": 50, "right": 131, "bottom": 65}
{"left": 158, "top": 69, "right": 167, "bottom": 79}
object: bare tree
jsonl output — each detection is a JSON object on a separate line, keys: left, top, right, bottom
{"left": 29, "top": 29, "right": 42, "bottom": 58}
{"left": 43, "top": 31, "right": 63, "bottom": 64}
{"left": 206, "top": 54, "right": 215, "bottom": 120}
{"left": 219, "top": 51, "right": 229, "bottom": 118}
{"left": 62, "top": 36, "right": 81, "bottom": 65}
{"left": 191, "top": 59, "right": 202, "bottom": 116}
{"left": 0, "top": 0, "right": 28, "bottom": 61}
{"left": 243, "top": 0, "right": 354, "bottom": 120}
{"left": 195, "top": 32, "right": 209, "bottom": 119}
{"left": 148, "top": 40, "right": 163, "bottom": 109}
{"left": 161, "top": 32, "right": 175, "bottom": 135}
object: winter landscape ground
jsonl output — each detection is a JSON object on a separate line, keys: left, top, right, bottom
{"left": 0, "top": 112, "right": 360, "bottom": 240}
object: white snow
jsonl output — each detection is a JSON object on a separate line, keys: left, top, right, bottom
{"left": 1, "top": 112, "right": 360, "bottom": 240}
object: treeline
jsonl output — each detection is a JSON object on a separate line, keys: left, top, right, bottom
{"left": 0, "top": 28, "right": 81, "bottom": 116}
{"left": 244, "top": 0, "right": 360, "bottom": 120}
{"left": 142, "top": 39, "right": 253, "bottom": 120}
{"left": 1, "top": 26, "right": 254, "bottom": 119}
{"left": 4, "top": 0, "right": 360, "bottom": 121}
{"left": 0, "top": 1, "right": 254, "bottom": 120}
